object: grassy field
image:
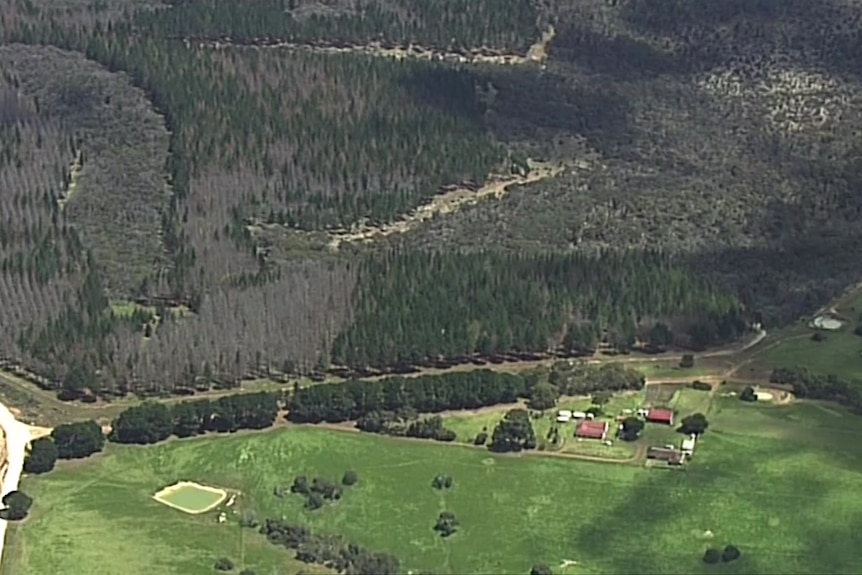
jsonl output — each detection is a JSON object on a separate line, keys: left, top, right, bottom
{"left": 6, "top": 396, "right": 862, "bottom": 575}
{"left": 744, "top": 290, "right": 862, "bottom": 381}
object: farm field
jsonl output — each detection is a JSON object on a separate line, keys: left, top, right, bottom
{"left": 7, "top": 395, "right": 862, "bottom": 575}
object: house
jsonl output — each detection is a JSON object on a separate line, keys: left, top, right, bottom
{"left": 576, "top": 420, "right": 609, "bottom": 440}
{"left": 647, "top": 447, "right": 685, "bottom": 465}
{"left": 646, "top": 408, "right": 675, "bottom": 426}
{"left": 681, "top": 434, "right": 697, "bottom": 454}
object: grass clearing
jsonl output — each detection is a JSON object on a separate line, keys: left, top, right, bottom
{"left": 749, "top": 327, "right": 862, "bottom": 382}
{"left": 6, "top": 400, "right": 862, "bottom": 575}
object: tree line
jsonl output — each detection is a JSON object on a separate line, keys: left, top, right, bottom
{"left": 769, "top": 367, "right": 862, "bottom": 411}
{"left": 136, "top": 0, "right": 539, "bottom": 54}
{"left": 333, "top": 250, "right": 749, "bottom": 368}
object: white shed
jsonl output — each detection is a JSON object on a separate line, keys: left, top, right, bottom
{"left": 681, "top": 434, "right": 697, "bottom": 454}
{"left": 572, "top": 411, "right": 587, "bottom": 419}
{"left": 556, "top": 414, "right": 571, "bottom": 423}
{"left": 557, "top": 410, "right": 573, "bottom": 418}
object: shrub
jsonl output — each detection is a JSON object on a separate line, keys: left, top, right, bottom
{"left": 239, "top": 570, "right": 256, "bottom": 575}
{"left": 722, "top": 545, "right": 741, "bottom": 562}
{"left": 855, "top": 324, "right": 862, "bottom": 337}
{"left": 214, "top": 557, "right": 235, "bottom": 571}
{"left": 530, "top": 564, "right": 553, "bottom": 575}
{"left": 433, "top": 511, "right": 458, "bottom": 537}
{"left": 432, "top": 474, "right": 453, "bottom": 490}
{"left": 702, "top": 548, "right": 721, "bottom": 564}
{"left": 680, "top": 354, "right": 695, "bottom": 368}
{"left": 811, "top": 332, "right": 827, "bottom": 342}
{"left": 239, "top": 511, "right": 259, "bottom": 529}
{"left": 342, "top": 470, "right": 358, "bottom": 486}
{"left": 473, "top": 431, "right": 488, "bottom": 445}
{"left": 0, "top": 490, "right": 33, "bottom": 521}
{"left": 24, "top": 437, "right": 58, "bottom": 474}
{"left": 691, "top": 380, "right": 712, "bottom": 391}
{"left": 739, "top": 386, "right": 758, "bottom": 402}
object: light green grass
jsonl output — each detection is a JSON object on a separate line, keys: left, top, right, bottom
{"left": 7, "top": 400, "right": 862, "bottom": 575}
{"left": 751, "top": 329, "right": 862, "bottom": 381}
{"left": 629, "top": 359, "right": 729, "bottom": 380}
{"left": 156, "top": 484, "right": 226, "bottom": 513}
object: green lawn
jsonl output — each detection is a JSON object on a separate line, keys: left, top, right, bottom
{"left": 7, "top": 398, "right": 862, "bottom": 575}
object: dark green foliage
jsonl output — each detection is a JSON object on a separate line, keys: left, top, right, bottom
{"left": 110, "top": 402, "right": 173, "bottom": 444}
{"left": 289, "top": 370, "right": 526, "bottom": 423}
{"left": 240, "top": 511, "right": 259, "bottom": 529}
{"left": 703, "top": 548, "right": 721, "bottom": 564}
{"left": 432, "top": 474, "right": 454, "bottom": 490}
{"left": 51, "top": 420, "right": 105, "bottom": 459}
{"left": 811, "top": 331, "right": 827, "bottom": 342}
{"left": 679, "top": 354, "right": 695, "bottom": 368}
{"left": 691, "top": 380, "right": 712, "bottom": 391}
{"left": 333, "top": 251, "right": 746, "bottom": 368}
{"left": 854, "top": 324, "right": 862, "bottom": 337}
{"left": 112, "top": 392, "right": 278, "bottom": 444}
{"left": 739, "top": 386, "right": 758, "bottom": 402}
{"left": 679, "top": 413, "right": 709, "bottom": 436}
{"left": 530, "top": 564, "right": 553, "bottom": 575}
{"left": 342, "top": 470, "right": 358, "bottom": 486}
{"left": 214, "top": 557, "right": 234, "bottom": 571}
{"left": 135, "top": 0, "right": 539, "bottom": 53}
{"left": 24, "top": 437, "right": 58, "bottom": 474}
{"left": 433, "top": 511, "right": 459, "bottom": 537}
{"left": 527, "top": 382, "right": 558, "bottom": 411}
{"left": 722, "top": 545, "right": 741, "bottom": 562}
{"left": 291, "top": 475, "right": 342, "bottom": 510}
{"left": 261, "top": 518, "right": 400, "bottom": 574}
{"left": 1, "top": 490, "right": 33, "bottom": 521}
{"left": 473, "top": 431, "right": 488, "bottom": 445}
{"left": 490, "top": 408, "right": 536, "bottom": 452}
{"left": 648, "top": 322, "right": 674, "bottom": 349}
{"left": 620, "top": 417, "right": 644, "bottom": 441}
{"left": 548, "top": 363, "right": 646, "bottom": 396}
{"left": 770, "top": 367, "right": 862, "bottom": 410}
{"left": 239, "top": 570, "right": 256, "bottom": 575}
{"left": 591, "top": 390, "right": 612, "bottom": 406}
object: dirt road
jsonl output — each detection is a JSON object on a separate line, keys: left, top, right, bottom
{"left": 0, "top": 401, "right": 36, "bottom": 569}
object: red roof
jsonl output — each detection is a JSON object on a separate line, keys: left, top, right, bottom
{"left": 647, "top": 408, "right": 674, "bottom": 425}
{"left": 576, "top": 420, "right": 608, "bottom": 439}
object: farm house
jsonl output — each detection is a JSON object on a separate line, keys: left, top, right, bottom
{"left": 576, "top": 420, "right": 609, "bottom": 440}
{"left": 646, "top": 408, "right": 675, "bottom": 426}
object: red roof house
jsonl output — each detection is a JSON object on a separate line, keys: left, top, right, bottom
{"left": 576, "top": 420, "right": 609, "bottom": 440}
{"left": 646, "top": 408, "right": 675, "bottom": 426}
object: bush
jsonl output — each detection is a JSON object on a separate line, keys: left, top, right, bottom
{"left": 680, "top": 354, "right": 695, "bottom": 368}
{"left": 855, "top": 324, "right": 862, "bottom": 337}
{"left": 214, "top": 557, "right": 235, "bottom": 571}
{"left": 691, "top": 380, "right": 712, "bottom": 391}
{"left": 722, "top": 545, "right": 741, "bottom": 562}
{"left": 342, "top": 470, "right": 358, "bottom": 486}
{"left": 0, "top": 490, "right": 32, "bottom": 521}
{"left": 52, "top": 421, "right": 105, "bottom": 459}
{"left": 811, "top": 332, "right": 827, "bottom": 342}
{"left": 239, "top": 511, "right": 259, "bottom": 529}
{"left": 239, "top": 570, "right": 256, "bottom": 575}
{"left": 702, "top": 548, "right": 721, "bottom": 564}
{"left": 24, "top": 437, "right": 58, "bottom": 474}
{"left": 432, "top": 474, "right": 453, "bottom": 490}
{"left": 530, "top": 564, "right": 553, "bottom": 575}
{"left": 739, "top": 386, "right": 758, "bottom": 402}
{"left": 473, "top": 431, "right": 488, "bottom": 445}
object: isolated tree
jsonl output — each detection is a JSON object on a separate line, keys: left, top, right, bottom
{"left": 680, "top": 413, "right": 709, "bottom": 436}
{"left": 721, "top": 545, "right": 741, "bottom": 562}
{"left": 51, "top": 420, "right": 105, "bottom": 459}
{"left": 473, "top": 431, "right": 488, "bottom": 445}
{"left": 527, "top": 382, "right": 558, "bottom": 411}
{"left": 1, "top": 490, "right": 33, "bottom": 521}
{"left": 620, "top": 417, "right": 645, "bottom": 441}
{"left": 214, "top": 557, "right": 235, "bottom": 571}
{"left": 530, "top": 564, "right": 553, "bottom": 575}
{"left": 679, "top": 354, "right": 695, "bottom": 368}
{"left": 739, "top": 386, "right": 758, "bottom": 402}
{"left": 433, "top": 511, "right": 459, "bottom": 537}
{"left": 110, "top": 402, "right": 172, "bottom": 444}
{"left": 703, "top": 548, "right": 721, "bottom": 564}
{"left": 432, "top": 474, "right": 453, "bottom": 490}
{"left": 490, "top": 409, "right": 536, "bottom": 452}
{"left": 342, "top": 470, "right": 358, "bottom": 486}
{"left": 24, "top": 437, "right": 59, "bottom": 474}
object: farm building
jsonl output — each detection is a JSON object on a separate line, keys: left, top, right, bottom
{"left": 576, "top": 420, "right": 609, "bottom": 440}
{"left": 646, "top": 408, "right": 675, "bottom": 426}
{"left": 681, "top": 434, "right": 697, "bottom": 455}
{"left": 572, "top": 411, "right": 587, "bottom": 420}
{"left": 647, "top": 447, "right": 685, "bottom": 465}
{"left": 556, "top": 413, "right": 571, "bottom": 423}
{"left": 558, "top": 410, "right": 573, "bottom": 419}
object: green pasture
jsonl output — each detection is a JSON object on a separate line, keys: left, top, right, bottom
{"left": 749, "top": 328, "right": 862, "bottom": 382}
{"left": 6, "top": 397, "right": 862, "bottom": 575}
{"left": 629, "top": 358, "right": 730, "bottom": 380}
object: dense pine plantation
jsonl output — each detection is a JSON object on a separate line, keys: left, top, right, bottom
{"left": 136, "top": 0, "right": 540, "bottom": 53}
{"left": 333, "top": 251, "right": 747, "bottom": 368}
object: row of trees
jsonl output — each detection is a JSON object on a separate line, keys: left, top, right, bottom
{"left": 24, "top": 420, "right": 105, "bottom": 475}
{"left": 356, "top": 412, "right": 457, "bottom": 442}
{"left": 136, "top": 0, "right": 539, "bottom": 53}
{"left": 287, "top": 370, "right": 525, "bottom": 423}
{"left": 769, "top": 367, "right": 862, "bottom": 410}
{"left": 333, "top": 250, "right": 749, "bottom": 368}
{"left": 110, "top": 392, "right": 279, "bottom": 444}
{"left": 260, "top": 518, "right": 400, "bottom": 575}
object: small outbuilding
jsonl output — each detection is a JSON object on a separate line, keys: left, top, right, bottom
{"left": 556, "top": 414, "right": 572, "bottom": 423}
{"left": 646, "top": 408, "right": 675, "bottom": 426}
{"left": 681, "top": 434, "right": 697, "bottom": 454}
{"left": 572, "top": 411, "right": 587, "bottom": 420}
{"left": 576, "top": 420, "right": 609, "bottom": 440}
{"left": 558, "top": 410, "right": 573, "bottom": 418}
{"left": 647, "top": 447, "right": 685, "bottom": 465}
